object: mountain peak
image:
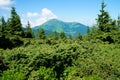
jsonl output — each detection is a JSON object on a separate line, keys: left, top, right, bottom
{"left": 33, "top": 19, "right": 89, "bottom": 38}
{"left": 46, "top": 19, "right": 63, "bottom": 23}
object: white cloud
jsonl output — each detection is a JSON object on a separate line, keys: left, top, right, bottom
{"left": 0, "top": 6, "right": 11, "bottom": 10}
{"left": 27, "top": 12, "right": 39, "bottom": 17}
{"left": 30, "top": 8, "right": 58, "bottom": 27}
{"left": 0, "top": 0, "right": 14, "bottom": 10}
{"left": 21, "top": 19, "right": 27, "bottom": 27}
{"left": 80, "top": 19, "right": 96, "bottom": 27}
{"left": 25, "top": 8, "right": 58, "bottom": 27}
{"left": 0, "top": 0, "right": 12, "bottom": 6}
{"left": 21, "top": 8, "right": 58, "bottom": 27}
{"left": 41, "top": 8, "right": 57, "bottom": 20}
{"left": 22, "top": 8, "right": 58, "bottom": 27}
{"left": 31, "top": 8, "right": 58, "bottom": 26}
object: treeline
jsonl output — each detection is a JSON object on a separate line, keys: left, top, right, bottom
{"left": 0, "top": 7, "right": 81, "bottom": 49}
{"left": 1, "top": 2, "right": 120, "bottom": 49}
{"left": 1, "top": 3, "right": 120, "bottom": 47}
{"left": 0, "top": 6, "right": 34, "bottom": 49}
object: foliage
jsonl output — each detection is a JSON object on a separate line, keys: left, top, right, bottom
{"left": 0, "top": 1, "right": 120, "bottom": 80}
{"left": 28, "top": 67, "right": 56, "bottom": 80}
{"left": 36, "top": 28, "right": 46, "bottom": 39}
{"left": 53, "top": 31, "right": 59, "bottom": 40}
{"left": 117, "top": 16, "right": 120, "bottom": 29}
{"left": 60, "top": 31, "right": 66, "bottom": 40}
{"left": 7, "top": 7, "right": 24, "bottom": 37}
{"left": 0, "top": 17, "right": 6, "bottom": 35}
{"left": 0, "top": 7, "right": 24, "bottom": 49}
{"left": 0, "top": 40, "right": 120, "bottom": 80}
{"left": 25, "top": 21, "right": 34, "bottom": 38}
{"left": 0, "top": 69, "right": 26, "bottom": 80}
{"left": 97, "top": 2, "right": 112, "bottom": 32}
{"left": 76, "top": 33, "right": 83, "bottom": 41}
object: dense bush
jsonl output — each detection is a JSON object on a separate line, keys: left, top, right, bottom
{"left": 0, "top": 40, "right": 120, "bottom": 80}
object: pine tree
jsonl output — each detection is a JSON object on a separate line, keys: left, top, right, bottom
{"left": 0, "top": 16, "right": 6, "bottom": 35}
{"left": 97, "top": 1, "right": 111, "bottom": 32}
{"left": 117, "top": 16, "right": 120, "bottom": 29}
{"left": 110, "top": 20, "right": 118, "bottom": 31}
{"left": 95, "top": 1, "right": 120, "bottom": 43}
{"left": 76, "top": 33, "right": 82, "bottom": 41}
{"left": 60, "top": 31, "right": 66, "bottom": 39}
{"left": 53, "top": 31, "right": 58, "bottom": 40}
{"left": 8, "top": 7, "right": 24, "bottom": 37}
{"left": 68, "top": 34, "right": 72, "bottom": 40}
{"left": 87, "top": 26, "right": 90, "bottom": 34}
{"left": 36, "top": 28, "right": 46, "bottom": 39}
{"left": 25, "top": 21, "right": 34, "bottom": 38}
{"left": 0, "top": 17, "right": 13, "bottom": 49}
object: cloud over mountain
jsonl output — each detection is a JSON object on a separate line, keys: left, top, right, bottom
{"left": 24, "top": 8, "right": 58, "bottom": 27}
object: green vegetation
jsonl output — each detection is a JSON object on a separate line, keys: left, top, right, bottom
{"left": 0, "top": 2, "right": 120, "bottom": 80}
{"left": 25, "top": 21, "right": 34, "bottom": 38}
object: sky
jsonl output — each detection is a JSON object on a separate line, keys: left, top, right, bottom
{"left": 0, "top": 0, "right": 120, "bottom": 27}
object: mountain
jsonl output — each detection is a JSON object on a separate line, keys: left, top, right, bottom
{"left": 32, "top": 19, "right": 89, "bottom": 38}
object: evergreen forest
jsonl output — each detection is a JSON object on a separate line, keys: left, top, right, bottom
{"left": 0, "top": 2, "right": 120, "bottom": 80}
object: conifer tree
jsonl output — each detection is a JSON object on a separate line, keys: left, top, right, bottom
{"left": 68, "top": 34, "right": 72, "bottom": 40}
{"left": 0, "top": 16, "right": 6, "bottom": 35}
{"left": 60, "top": 31, "right": 66, "bottom": 39}
{"left": 97, "top": 1, "right": 111, "bottom": 32}
{"left": 87, "top": 26, "right": 90, "bottom": 34}
{"left": 76, "top": 33, "right": 82, "bottom": 41}
{"left": 7, "top": 7, "right": 24, "bottom": 37}
{"left": 0, "top": 17, "right": 12, "bottom": 49}
{"left": 53, "top": 31, "right": 58, "bottom": 40}
{"left": 117, "top": 16, "right": 120, "bottom": 29}
{"left": 110, "top": 20, "right": 118, "bottom": 31}
{"left": 95, "top": 1, "right": 120, "bottom": 43}
{"left": 36, "top": 28, "right": 46, "bottom": 39}
{"left": 25, "top": 21, "right": 34, "bottom": 38}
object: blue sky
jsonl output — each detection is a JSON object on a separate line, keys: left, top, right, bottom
{"left": 0, "top": 0, "right": 120, "bottom": 27}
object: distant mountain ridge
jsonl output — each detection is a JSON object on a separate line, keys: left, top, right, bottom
{"left": 32, "top": 19, "right": 89, "bottom": 38}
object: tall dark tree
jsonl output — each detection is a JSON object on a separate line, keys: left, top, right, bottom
{"left": 0, "top": 17, "right": 13, "bottom": 49}
{"left": 76, "top": 33, "right": 82, "bottom": 41}
{"left": 7, "top": 7, "right": 24, "bottom": 37}
{"left": 0, "top": 16, "right": 6, "bottom": 35}
{"left": 68, "top": 34, "right": 72, "bottom": 40}
{"left": 25, "top": 21, "right": 34, "bottom": 38}
{"left": 53, "top": 31, "right": 58, "bottom": 40}
{"left": 97, "top": 1, "right": 112, "bottom": 32}
{"left": 95, "top": 1, "right": 120, "bottom": 43}
{"left": 60, "top": 31, "right": 66, "bottom": 39}
{"left": 110, "top": 20, "right": 118, "bottom": 31}
{"left": 36, "top": 28, "right": 46, "bottom": 39}
{"left": 87, "top": 26, "right": 90, "bottom": 34}
{"left": 117, "top": 16, "right": 120, "bottom": 29}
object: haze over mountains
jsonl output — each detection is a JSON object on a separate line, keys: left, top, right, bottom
{"left": 32, "top": 19, "right": 89, "bottom": 38}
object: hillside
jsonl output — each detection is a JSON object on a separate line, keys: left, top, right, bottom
{"left": 32, "top": 19, "right": 89, "bottom": 38}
